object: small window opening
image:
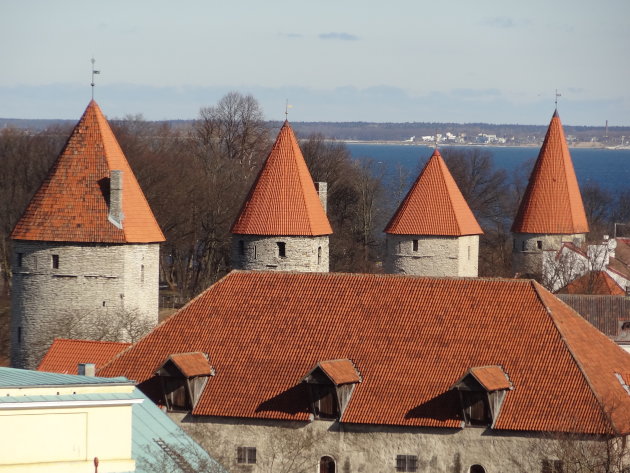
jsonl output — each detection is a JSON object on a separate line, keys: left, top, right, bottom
{"left": 521, "top": 241, "right": 526, "bottom": 251}
{"left": 277, "top": 241, "right": 286, "bottom": 258}
{"left": 320, "top": 456, "right": 336, "bottom": 473}
{"left": 102, "top": 301, "right": 106, "bottom": 307}
{"left": 238, "top": 240, "right": 245, "bottom": 256}
{"left": 537, "top": 240, "right": 543, "bottom": 250}
{"left": 237, "top": 447, "right": 256, "bottom": 464}
{"left": 470, "top": 465, "right": 486, "bottom": 473}
{"left": 396, "top": 455, "right": 418, "bottom": 472}
{"left": 468, "top": 246, "right": 471, "bottom": 260}
{"left": 254, "top": 245, "right": 257, "bottom": 260}
{"left": 140, "top": 264, "right": 145, "bottom": 284}
{"left": 51, "top": 254, "right": 59, "bottom": 269}
{"left": 318, "top": 246, "right": 322, "bottom": 265}
{"left": 412, "top": 239, "right": 419, "bottom": 252}
{"left": 541, "top": 459, "right": 564, "bottom": 473}
{"left": 17, "top": 327, "right": 22, "bottom": 344}
{"left": 17, "top": 252, "right": 24, "bottom": 268}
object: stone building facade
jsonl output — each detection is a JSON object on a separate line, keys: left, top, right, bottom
{"left": 232, "top": 235, "right": 329, "bottom": 272}
{"left": 385, "top": 234, "right": 479, "bottom": 277}
{"left": 512, "top": 232, "right": 586, "bottom": 279}
{"left": 10, "top": 100, "right": 164, "bottom": 369}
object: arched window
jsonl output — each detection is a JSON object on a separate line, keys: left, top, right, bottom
{"left": 469, "top": 464, "right": 486, "bottom": 473}
{"left": 320, "top": 456, "right": 335, "bottom": 473}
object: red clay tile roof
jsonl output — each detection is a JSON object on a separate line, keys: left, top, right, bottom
{"left": 11, "top": 100, "right": 165, "bottom": 243}
{"left": 512, "top": 111, "right": 589, "bottom": 235}
{"left": 37, "top": 338, "right": 131, "bottom": 374}
{"left": 385, "top": 150, "right": 483, "bottom": 236}
{"left": 162, "top": 352, "right": 214, "bottom": 377}
{"left": 99, "top": 271, "right": 630, "bottom": 434}
{"left": 317, "top": 359, "right": 361, "bottom": 385}
{"left": 231, "top": 121, "right": 332, "bottom": 236}
{"left": 468, "top": 366, "right": 512, "bottom": 392}
{"left": 558, "top": 271, "right": 625, "bottom": 296}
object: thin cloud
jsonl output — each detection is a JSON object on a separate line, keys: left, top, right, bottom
{"left": 481, "top": 17, "right": 531, "bottom": 28}
{"left": 280, "top": 32, "right": 303, "bottom": 39}
{"left": 318, "top": 32, "right": 359, "bottom": 41}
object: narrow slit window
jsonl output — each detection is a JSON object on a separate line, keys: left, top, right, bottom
{"left": 17, "top": 253, "right": 24, "bottom": 268}
{"left": 254, "top": 245, "right": 257, "bottom": 260}
{"left": 17, "top": 326, "right": 22, "bottom": 344}
{"left": 468, "top": 246, "right": 471, "bottom": 260}
{"left": 52, "top": 254, "right": 60, "bottom": 269}
{"left": 140, "top": 264, "right": 145, "bottom": 284}
{"left": 238, "top": 240, "right": 245, "bottom": 256}
{"left": 318, "top": 246, "right": 322, "bottom": 265}
{"left": 537, "top": 240, "right": 543, "bottom": 250}
{"left": 412, "top": 240, "right": 419, "bottom": 252}
{"left": 277, "top": 242, "right": 286, "bottom": 258}
{"left": 521, "top": 241, "right": 526, "bottom": 251}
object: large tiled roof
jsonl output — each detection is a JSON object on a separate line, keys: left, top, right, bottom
{"left": 11, "top": 100, "right": 165, "bottom": 243}
{"left": 99, "top": 271, "right": 630, "bottom": 435}
{"left": 37, "top": 339, "right": 131, "bottom": 374}
{"left": 512, "top": 111, "right": 589, "bottom": 234}
{"left": 231, "top": 121, "right": 332, "bottom": 236}
{"left": 385, "top": 149, "right": 483, "bottom": 236}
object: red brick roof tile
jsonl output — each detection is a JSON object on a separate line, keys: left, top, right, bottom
{"left": 512, "top": 111, "right": 589, "bottom": 234}
{"left": 99, "top": 272, "right": 630, "bottom": 434}
{"left": 317, "top": 359, "right": 361, "bottom": 385}
{"left": 385, "top": 150, "right": 483, "bottom": 236}
{"left": 558, "top": 271, "right": 625, "bottom": 296}
{"left": 231, "top": 121, "right": 332, "bottom": 236}
{"left": 468, "top": 366, "right": 512, "bottom": 391}
{"left": 162, "top": 352, "right": 214, "bottom": 377}
{"left": 11, "top": 100, "right": 165, "bottom": 243}
{"left": 37, "top": 338, "right": 131, "bottom": 374}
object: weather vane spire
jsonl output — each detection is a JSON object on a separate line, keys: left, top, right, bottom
{"left": 285, "top": 100, "right": 293, "bottom": 120}
{"left": 555, "top": 89, "right": 561, "bottom": 110}
{"left": 91, "top": 57, "right": 101, "bottom": 100}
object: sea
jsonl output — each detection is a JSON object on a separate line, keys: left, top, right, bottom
{"left": 346, "top": 144, "right": 630, "bottom": 194}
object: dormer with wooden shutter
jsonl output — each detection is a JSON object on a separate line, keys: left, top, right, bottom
{"left": 302, "top": 359, "right": 361, "bottom": 420}
{"left": 155, "top": 352, "right": 214, "bottom": 411}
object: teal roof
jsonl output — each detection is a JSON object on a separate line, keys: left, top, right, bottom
{"left": 0, "top": 366, "right": 130, "bottom": 387}
{"left": 0, "top": 392, "right": 143, "bottom": 404}
{"left": 132, "top": 389, "right": 226, "bottom": 473}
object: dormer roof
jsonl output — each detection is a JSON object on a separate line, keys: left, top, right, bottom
{"left": 454, "top": 365, "right": 512, "bottom": 392}
{"left": 385, "top": 149, "right": 483, "bottom": 236}
{"left": 304, "top": 359, "right": 362, "bottom": 386}
{"left": 11, "top": 100, "right": 165, "bottom": 243}
{"left": 512, "top": 110, "right": 589, "bottom": 235}
{"left": 231, "top": 121, "right": 332, "bottom": 236}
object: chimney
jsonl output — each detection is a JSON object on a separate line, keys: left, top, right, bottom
{"left": 315, "top": 182, "right": 327, "bottom": 213}
{"left": 108, "top": 170, "right": 124, "bottom": 229}
{"left": 78, "top": 363, "right": 96, "bottom": 377}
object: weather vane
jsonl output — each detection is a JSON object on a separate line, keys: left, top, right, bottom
{"left": 555, "top": 89, "right": 561, "bottom": 109}
{"left": 285, "top": 100, "right": 293, "bottom": 120}
{"left": 91, "top": 57, "right": 101, "bottom": 99}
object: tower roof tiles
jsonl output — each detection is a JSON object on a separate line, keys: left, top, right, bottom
{"left": 512, "top": 111, "right": 589, "bottom": 235}
{"left": 231, "top": 121, "right": 332, "bottom": 236}
{"left": 385, "top": 149, "right": 483, "bottom": 236}
{"left": 11, "top": 100, "right": 165, "bottom": 243}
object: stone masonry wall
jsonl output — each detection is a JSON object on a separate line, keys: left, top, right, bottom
{"left": 512, "top": 233, "right": 586, "bottom": 279}
{"left": 11, "top": 241, "right": 159, "bottom": 369}
{"left": 172, "top": 414, "right": 580, "bottom": 473}
{"left": 385, "top": 234, "right": 479, "bottom": 277}
{"left": 231, "top": 235, "right": 329, "bottom": 272}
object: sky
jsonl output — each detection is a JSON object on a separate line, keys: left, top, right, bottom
{"left": 1, "top": 0, "right": 629, "bottom": 125}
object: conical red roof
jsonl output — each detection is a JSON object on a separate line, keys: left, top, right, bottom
{"left": 11, "top": 100, "right": 165, "bottom": 243}
{"left": 385, "top": 149, "right": 483, "bottom": 236}
{"left": 512, "top": 111, "right": 589, "bottom": 234}
{"left": 231, "top": 121, "right": 332, "bottom": 236}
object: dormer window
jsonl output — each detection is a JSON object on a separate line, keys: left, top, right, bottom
{"left": 156, "top": 352, "right": 214, "bottom": 411}
{"left": 451, "top": 365, "right": 512, "bottom": 427}
{"left": 302, "top": 359, "right": 362, "bottom": 420}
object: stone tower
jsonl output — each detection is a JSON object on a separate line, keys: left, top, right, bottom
{"left": 384, "top": 149, "right": 483, "bottom": 277}
{"left": 10, "top": 100, "right": 165, "bottom": 369}
{"left": 511, "top": 110, "right": 589, "bottom": 280}
{"left": 231, "top": 121, "right": 332, "bottom": 272}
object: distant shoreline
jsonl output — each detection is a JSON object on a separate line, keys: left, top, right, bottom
{"left": 339, "top": 140, "right": 629, "bottom": 150}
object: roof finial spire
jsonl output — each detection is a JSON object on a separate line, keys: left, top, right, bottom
{"left": 434, "top": 128, "right": 439, "bottom": 150}
{"left": 285, "top": 100, "right": 293, "bottom": 121}
{"left": 555, "top": 89, "right": 561, "bottom": 110}
{"left": 91, "top": 57, "right": 101, "bottom": 100}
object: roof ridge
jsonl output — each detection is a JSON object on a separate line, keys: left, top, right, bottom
{"left": 532, "top": 281, "right": 618, "bottom": 434}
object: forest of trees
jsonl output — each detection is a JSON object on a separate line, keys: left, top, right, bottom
{"left": 1, "top": 92, "right": 629, "bottom": 303}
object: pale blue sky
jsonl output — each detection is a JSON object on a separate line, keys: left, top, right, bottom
{"left": 1, "top": 0, "right": 629, "bottom": 125}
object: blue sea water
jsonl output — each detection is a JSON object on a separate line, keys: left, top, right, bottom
{"left": 346, "top": 144, "right": 630, "bottom": 193}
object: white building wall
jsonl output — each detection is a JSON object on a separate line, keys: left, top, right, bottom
{"left": 231, "top": 235, "right": 329, "bottom": 272}
{"left": 385, "top": 234, "right": 479, "bottom": 277}
{"left": 172, "top": 414, "right": 584, "bottom": 473}
{"left": 11, "top": 241, "right": 159, "bottom": 369}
